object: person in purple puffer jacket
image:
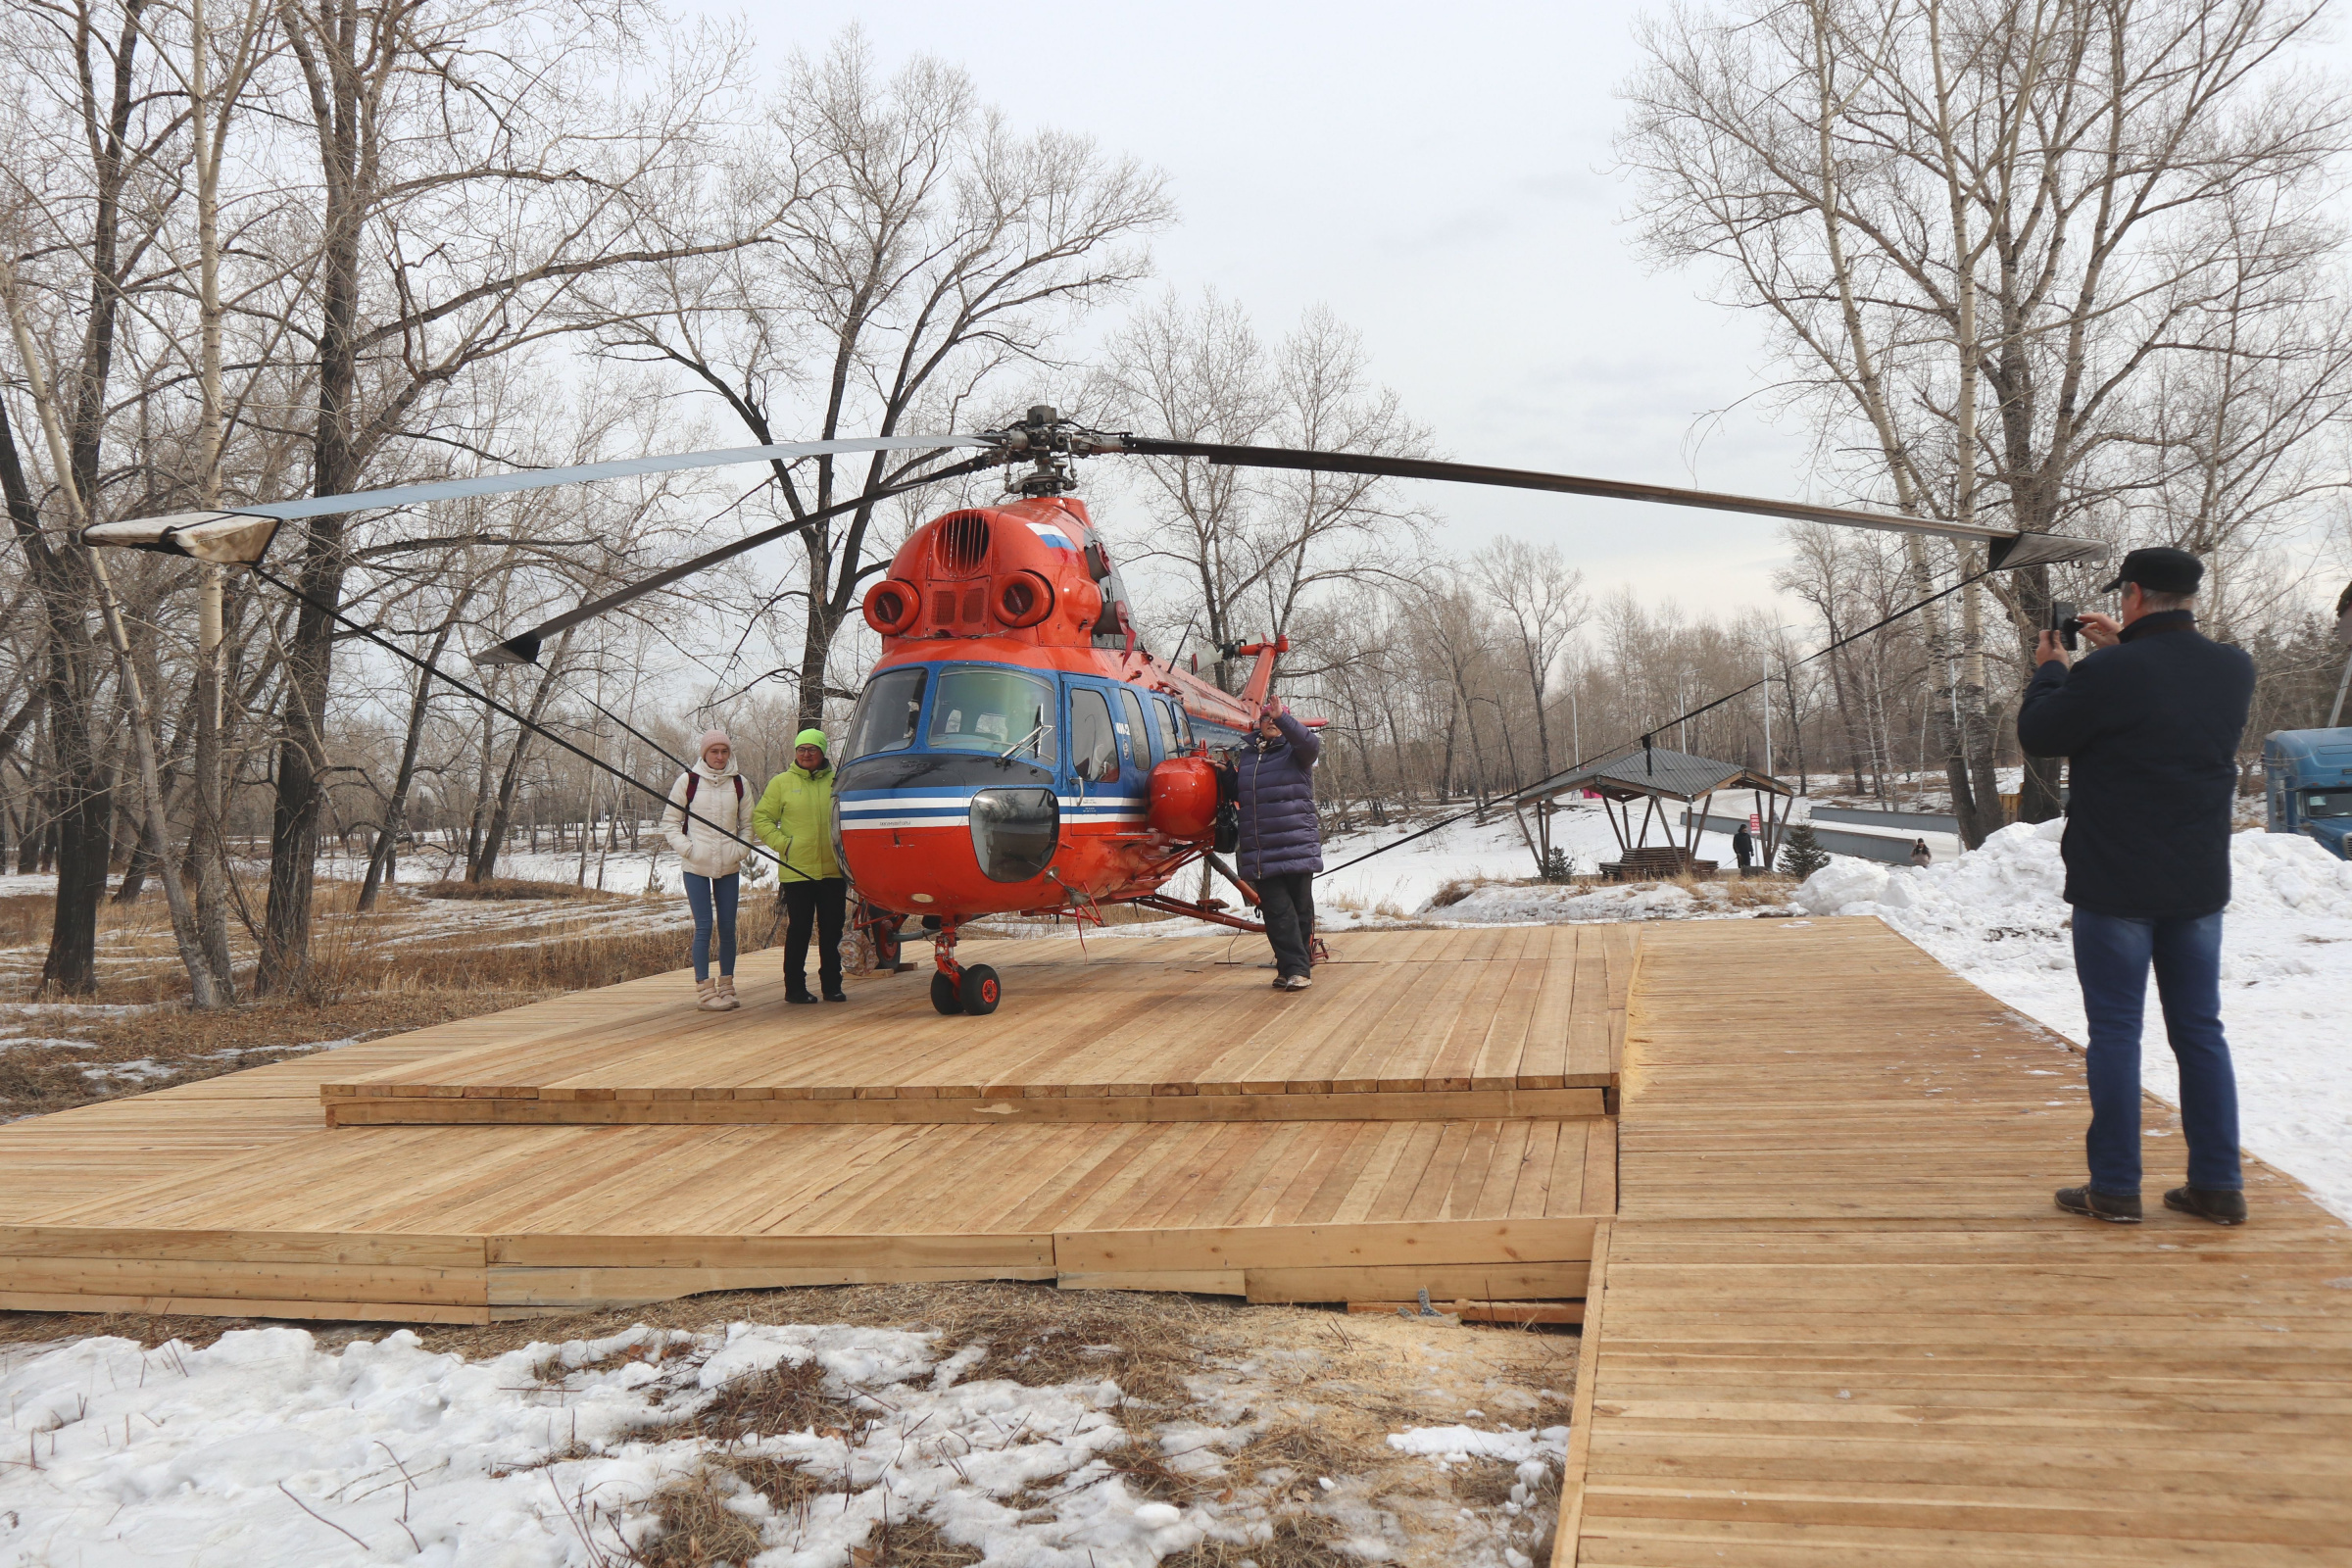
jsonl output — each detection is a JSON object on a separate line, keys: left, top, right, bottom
{"left": 1231, "top": 699, "right": 1323, "bottom": 990}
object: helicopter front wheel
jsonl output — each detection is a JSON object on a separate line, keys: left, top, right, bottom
{"left": 958, "top": 964, "right": 1002, "bottom": 1016}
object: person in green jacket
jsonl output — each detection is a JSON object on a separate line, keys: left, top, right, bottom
{"left": 754, "top": 726, "right": 846, "bottom": 1003}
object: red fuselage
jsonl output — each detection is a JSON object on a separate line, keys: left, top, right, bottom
{"left": 835, "top": 496, "right": 1260, "bottom": 922}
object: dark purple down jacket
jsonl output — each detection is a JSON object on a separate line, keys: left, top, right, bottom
{"left": 1234, "top": 711, "right": 1323, "bottom": 878}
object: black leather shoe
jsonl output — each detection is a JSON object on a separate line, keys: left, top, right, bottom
{"left": 822, "top": 987, "right": 848, "bottom": 1003}
{"left": 2164, "top": 1186, "right": 2247, "bottom": 1225}
{"left": 2055, "top": 1186, "right": 2141, "bottom": 1223}
{"left": 784, "top": 987, "right": 818, "bottom": 1005}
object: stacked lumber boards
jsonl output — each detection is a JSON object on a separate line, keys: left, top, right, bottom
{"left": 318, "top": 925, "right": 1637, "bottom": 1127}
{"left": 0, "top": 925, "right": 1631, "bottom": 1324}
{"left": 1555, "top": 916, "right": 2352, "bottom": 1567}
{"left": 0, "top": 1117, "right": 1610, "bottom": 1323}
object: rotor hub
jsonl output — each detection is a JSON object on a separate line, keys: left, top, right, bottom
{"left": 984, "top": 405, "right": 1130, "bottom": 496}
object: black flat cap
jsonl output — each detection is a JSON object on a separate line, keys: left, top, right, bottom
{"left": 2100, "top": 545, "right": 2203, "bottom": 596}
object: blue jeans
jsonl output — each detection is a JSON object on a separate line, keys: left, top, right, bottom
{"left": 2072, "top": 906, "right": 2240, "bottom": 1195}
{"left": 684, "top": 871, "right": 738, "bottom": 981}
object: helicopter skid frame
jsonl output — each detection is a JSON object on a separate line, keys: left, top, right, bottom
{"left": 1130, "top": 893, "right": 1267, "bottom": 934}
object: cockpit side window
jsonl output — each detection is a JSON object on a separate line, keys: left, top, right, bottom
{"left": 1118, "top": 689, "right": 1152, "bottom": 766}
{"left": 1068, "top": 687, "right": 1119, "bottom": 783}
{"left": 1153, "top": 697, "right": 1182, "bottom": 758}
{"left": 844, "top": 667, "right": 926, "bottom": 760}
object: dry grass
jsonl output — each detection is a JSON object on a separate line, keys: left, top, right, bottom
{"left": 1161, "top": 1513, "right": 1355, "bottom": 1568}
{"left": 630, "top": 1464, "right": 771, "bottom": 1567}
{"left": 1427, "top": 876, "right": 1499, "bottom": 908}
{"left": 0, "top": 875, "right": 745, "bottom": 1118}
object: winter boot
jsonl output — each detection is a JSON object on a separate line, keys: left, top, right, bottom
{"left": 2163, "top": 1186, "right": 2247, "bottom": 1225}
{"left": 2054, "top": 1186, "right": 2141, "bottom": 1224}
{"left": 784, "top": 975, "right": 818, "bottom": 1005}
{"left": 696, "top": 978, "right": 727, "bottom": 1011}
{"left": 713, "top": 974, "right": 742, "bottom": 1010}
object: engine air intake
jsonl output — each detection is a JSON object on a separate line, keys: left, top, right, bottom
{"left": 934, "top": 512, "right": 992, "bottom": 575}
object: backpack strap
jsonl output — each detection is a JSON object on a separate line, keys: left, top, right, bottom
{"left": 683, "top": 771, "right": 699, "bottom": 807}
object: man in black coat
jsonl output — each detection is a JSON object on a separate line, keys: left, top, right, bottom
{"left": 2018, "top": 546, "right": 2256, "bottom": 1226}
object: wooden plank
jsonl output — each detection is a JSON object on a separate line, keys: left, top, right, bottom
{"left": 0, "top": 1227, "right": 484, "bottom": 1268}
{"left": 1056, "top": 1269, "right": 1248, "bottom": 1295}
{"left": 0, "top": 1255, "right": 486, "bottom": 1305}
{"left": 326, "top": 1087, "right": 1608, "bottom": 1127}
{"left": 1245, "top": 1261, "right": 1590, "bottom": 1303}
{"left": 1054, "top": 1216, "right": 1599, "bottom": 1274}
{"left": 0, "top": 1290, "right": 489, "bottom": 1325}
{"left": 488, "top": 1261, "right": 1056, "bottom": 1307}
{"left": 1554, "top": 1215, "right": 1613, "bottom": 1568}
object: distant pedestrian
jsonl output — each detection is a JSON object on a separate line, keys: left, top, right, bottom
{"left": 1227, "top": 699, "right": 1323, "bottom": 991}
{"left": 756, "top": 727, "right": 846, "bottom": 1004}
{"left": 1733, "top": 821, "right": 1755, "bottom": 872}
{"left": 2019, "top": 546, "right": 2257, "bottom": 1227}
{"left": 1910, "top": 838, "right": 1933, "bottom": 867}
{"left": 662, "top": 728, "right": 753, "bottom": 1011}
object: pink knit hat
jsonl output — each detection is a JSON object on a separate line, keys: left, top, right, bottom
{"left": 696, "top": 728, "right": 732, "bottom": 758}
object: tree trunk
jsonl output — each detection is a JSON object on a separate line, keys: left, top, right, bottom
{"left": 359, "top": 590, "right": 471, "bottom": 909}
{"left": 259, "top": 19, "right": 367, "bottom": 993}
{"left": 469, "top": 630, "right": 573, "bottom": 881}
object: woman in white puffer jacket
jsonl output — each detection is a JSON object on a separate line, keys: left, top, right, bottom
{"left": 662, "top": 728, "right": 756, "bottom": 1010}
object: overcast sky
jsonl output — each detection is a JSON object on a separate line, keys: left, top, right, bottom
{"left": 699, "top": 0, "right": 2351, "bottom": 625}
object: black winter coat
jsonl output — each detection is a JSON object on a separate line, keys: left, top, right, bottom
{"left": 1233, "top": 711, "right": 1323, "bottom": 878}
{"left": 2016, "top": 612, "right": 2255, "bottom": 919}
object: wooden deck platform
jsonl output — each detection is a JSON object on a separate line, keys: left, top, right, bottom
{"left": 318, "top": 925, "right": 1634, "bottom": 1126}
{"left": 0, "top": 926, "right": 1624, "bottom": 1323}
{"left": 1555, "top": 918, "right": 2352, "bottom": 1566}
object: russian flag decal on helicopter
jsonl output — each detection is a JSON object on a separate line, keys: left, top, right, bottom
{"left": 1025, "top": 519, "right": 1079, "bottom": 551}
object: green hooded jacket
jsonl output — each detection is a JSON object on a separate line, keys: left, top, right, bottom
{"left": 753, "top": 728, "right": 841, "bottom": 881}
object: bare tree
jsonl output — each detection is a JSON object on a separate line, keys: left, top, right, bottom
{"left": 1475, "top": 535, "right": 1587, "bottom": 778}
{"left": 1100, "top": 295, "right": 1430, "bottom": 689}
{"left": 606, "top": 32, "right": 1172, "bottom": 727}
{"left": 1622, "top": 0, "right": 2352, "bottom": 823}
{"left": 251, "top": 0, "right": 767, "bottom": 992}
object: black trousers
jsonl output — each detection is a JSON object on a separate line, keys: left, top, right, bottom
{"left": 784, "top": 875, "right": 847, "bottom": 991}
{"left": 1257, "top": 870, "right": 1316, "bottom": 979}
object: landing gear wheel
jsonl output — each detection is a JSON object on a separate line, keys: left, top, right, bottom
{"left": 930, "top": 971, "right": 964, "bottom": 1015}
{"left": 958, "top": 964, "right": 1002, "bottom": 1016}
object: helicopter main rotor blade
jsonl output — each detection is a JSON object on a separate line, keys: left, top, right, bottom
{"left": 76, "top": 435, "right": 991, "bottom": 555}
{"left": 476, "top": 454, "right": 1001, "bottom": 665}
{"left": 1113, "top": 438, "right": 2108, "bottom": 568}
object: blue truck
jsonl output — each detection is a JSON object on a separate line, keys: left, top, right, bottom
{"left": 2265, "top": 727, "right": 2352, "bottom": 860}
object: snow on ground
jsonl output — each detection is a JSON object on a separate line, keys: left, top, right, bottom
{"left": 0, "top": 1318, "right": 1562, "bottom": 1568}
{"left": 1795, "top": 823, "right": 2352, "bottom": 1219}
{"left": 1318, "top": 801, "right": 1677, "bottom": 915}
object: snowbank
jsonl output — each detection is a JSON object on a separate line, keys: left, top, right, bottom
{"left": 2, "top": 1315, "right": 1557, "bottom": 1567}
{"left": 1795, "top": 825, "right": 2352, "bottom": 1218}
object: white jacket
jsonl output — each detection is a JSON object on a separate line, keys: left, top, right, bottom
{"left": 662, "top": 760, "right": 754, "bottom": 878}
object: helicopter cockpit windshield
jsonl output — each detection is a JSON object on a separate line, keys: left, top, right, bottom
{"left": 927, "top": 666, "right": 1057, "bottom": 763}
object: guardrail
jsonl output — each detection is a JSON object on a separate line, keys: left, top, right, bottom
{"left": 1680, "top": 810, "right": 1936, "bottom": 867}
{"left": 1810, "top": 805, "right": 1960, "bottom": 835}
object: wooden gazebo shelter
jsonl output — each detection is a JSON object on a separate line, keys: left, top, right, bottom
{"left": 1523, "top": 744, "right": 1795, "bottom": 880}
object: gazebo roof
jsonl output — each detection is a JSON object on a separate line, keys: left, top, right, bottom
{"left": 1527, "top": 745, "right": 1793, "bottom": 805}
